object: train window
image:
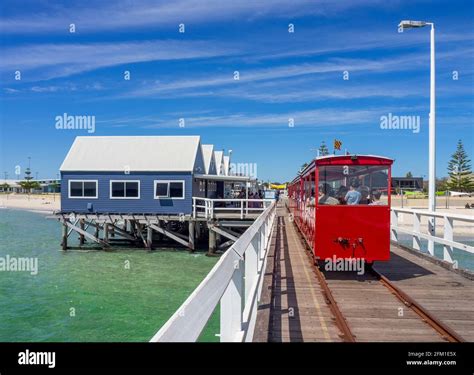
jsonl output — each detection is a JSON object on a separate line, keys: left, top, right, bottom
{"left": 318, "top": 165, "right": 389, "bottom": 205}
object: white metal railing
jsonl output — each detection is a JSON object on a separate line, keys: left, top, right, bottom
{"left": 150, "top": 200, "right": 277, "bottom": 342}
{"left": 192, "top": 197, "right": 274, "bottom": 219}
{"left": 391, "top": 207, "right": 474, "bottom": 264}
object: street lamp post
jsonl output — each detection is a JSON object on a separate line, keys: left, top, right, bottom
{"left": 398, "top": 20, "right": 436, "bottom": 255}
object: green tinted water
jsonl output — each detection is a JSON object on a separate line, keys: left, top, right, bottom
{"left": 0, "top": 209, "right": 219, "bottom": 342}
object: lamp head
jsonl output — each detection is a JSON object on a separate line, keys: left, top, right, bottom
{"left": 398, "top": 20, "right": 428, "bottom": 29}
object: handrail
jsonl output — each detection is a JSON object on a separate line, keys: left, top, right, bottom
{"left": 390, "top": 207, "right": 474, "bottom": 266}
{"left": 391, "top": 207, "right": 474, "bottom": 222}
{"left": 192, "top": 197, "right": 274, "bottom": 219}
{"left": 150, "top": 200, "right": 277, "bottom": 342}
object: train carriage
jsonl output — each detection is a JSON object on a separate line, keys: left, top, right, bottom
{"left": 288, "top": 154, "right": 394, "bottom": 264}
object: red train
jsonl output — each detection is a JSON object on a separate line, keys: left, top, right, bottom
{"left": 288, "top": 154, "right": 394, "bottom": 264}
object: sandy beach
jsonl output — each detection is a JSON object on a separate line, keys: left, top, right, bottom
{"left": 0, "top": 193, "right": 60, "bottom": 214}
{"left": 391, "top": 196, "right": 474, "bottom": 209}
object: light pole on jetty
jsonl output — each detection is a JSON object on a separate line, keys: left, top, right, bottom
{"left": 398, "top": 20, "right": 436, "bottom": 254}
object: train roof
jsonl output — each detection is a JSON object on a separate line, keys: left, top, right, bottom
{"left": 316, "top": 154, "right": 393, "bottom": 164}
{"left": 291, "top": 154, "right": 394, "bottom": 184}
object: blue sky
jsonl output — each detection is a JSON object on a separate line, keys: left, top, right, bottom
{"left": 0, "top": 0, "right": 473, "bottom": 183}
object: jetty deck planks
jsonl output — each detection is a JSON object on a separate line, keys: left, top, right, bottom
{"left": 255, "top": 206, "right": 343, "bottom": 342}
{"left": 376, "top": 245, "right": 474, "bottom": 341}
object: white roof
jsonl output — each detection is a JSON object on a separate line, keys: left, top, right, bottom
{"left": 1, "top": 179, "right": 21, "bottom": 187}
{"left": 316, "top": 154, "right": 393, "bottom": 161}
{"left": 223, "top": 156, "right": 230, "bottom": 176}
{"left": 201, "top": 144, "right": 214, "bottom": 174}
{"left": 214, "top": 150, "right": 224, "bottom": 175}
{"left": 60, "top": 136, "right": 202, "bottom": 172}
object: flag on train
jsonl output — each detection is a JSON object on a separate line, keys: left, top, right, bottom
{"left": 334, "top": 139, "right": 342, "bottom": 150}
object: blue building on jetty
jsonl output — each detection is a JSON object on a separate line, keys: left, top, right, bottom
{"left": 59, "top": 136, "right": 243, "bottom": 214}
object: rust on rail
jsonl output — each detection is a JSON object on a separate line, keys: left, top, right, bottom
{"left": 372, "top": 267, "right": 465, "bottom": 343}
{"left": 312, "top": 264, "right": 356, "bottom": 342}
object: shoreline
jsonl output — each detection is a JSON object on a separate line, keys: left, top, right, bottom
{"left": 0, "top": 206, "right": 55, "bottom": 215}
{"left": 0, "top": 193, "right": 59, "bottom": 215}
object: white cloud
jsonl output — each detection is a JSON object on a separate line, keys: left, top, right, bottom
{"left": 1, "top": 40, "right": 236, "bottom": 80}
{"left": 101, "top": 105, "right": 428, "bottom": 129}
{"left": 0, "top": 0, "right": 385, "bottom": 34}
{"left": 248, "top": 30, "right": 474, "bottom": 62}
{"left": 122, "top": 53, "right": 430, "bottom": 98}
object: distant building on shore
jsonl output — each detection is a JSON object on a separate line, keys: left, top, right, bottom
{"left": 0, "top": 179, "right": 60, "bottom": 193}
{"left": 391, "top": 176, "right": 424, "bottom": 192}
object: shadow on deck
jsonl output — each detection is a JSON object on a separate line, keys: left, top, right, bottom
{"left": 269, "top": 215, "right": 303, "bottom": 342}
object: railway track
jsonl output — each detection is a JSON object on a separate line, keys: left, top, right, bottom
{"left": 290, "top": 215, "right": 465, "bottom": 343}
{"left": 370, "top": 267, "right": 465, "bottom": 342}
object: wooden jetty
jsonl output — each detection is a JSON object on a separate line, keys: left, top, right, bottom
{"left": 50, "top": 198, "right": 273, "bottom": 254}
{"left": 254, "top": 204, "right": 474, "bottom": 342}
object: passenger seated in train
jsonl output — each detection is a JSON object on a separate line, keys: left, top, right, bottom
{"left": 344, "top": 180, "right": 361, "bottom": 205}
{"left": 336, "top": 185, "right": 349, "bottom": 204}
{"left": 318, "top": 183, "right": 339, "bottom": 205}
{"left": 359, "top": 186, "right": 370, "bottom": 204}
{"left": 369, "top": 190, "right": 384, "bottom": 205}
{"left": 307, "top": 189, "right": 316, "bottom": 207}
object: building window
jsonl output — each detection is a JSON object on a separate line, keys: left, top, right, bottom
{"left": 170, "top": 182, "right": 184, "bottom": 198}
{"left": 68, "top": 180, "right": 98, "bottom": 199}
{"left": 155, "top": 182, "right": 169, "bottom": 197}
{"left": 110, "top": 180, "right": 140, "bottom": 199}
{"left": 154, "top": 180, "right": 185, "bottom": 199}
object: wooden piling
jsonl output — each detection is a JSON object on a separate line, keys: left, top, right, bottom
{"left": 195, "top": 221, "right": 201, "bottom": 242}
{"left": 131, "top": 220, "right": 137, "bottom": 237}
{"left": 188, "top": 220, "right": 195, "bottom": 252}
{"left": 104, "top": 223, "right": 109, "bottom": 246}
{"left": 208, "top": 224, "right": 217, "bottom": 255}
{"left": 147, "top": 226, "right": 153, "bottom": 250}
{"left": 156, "top": 220, "right": 163, "bottom": 241}
{"left": 79, "top": 219, "right": 85, "bottom": 246}
{"left": 62, "top": 220, "right": 68, "bottom": 250}
{"left": 55, "top": 211, "right": 256, "bottom": 252}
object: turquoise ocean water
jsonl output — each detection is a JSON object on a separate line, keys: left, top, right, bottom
{"left": 0, "top": 209, "right": 219, "bottom": 342}
{"left": 397, "top": 234, "right": 474, "bottom": 270}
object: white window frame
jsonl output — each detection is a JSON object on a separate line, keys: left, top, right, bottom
{"left": 109, "top": 180, "right": 141, "bottom": 200}
{"left": 153, "top": 180, "right": 185, "bottom": 200}
{"left": 68, "top": 179, "right": 98, "bottom": 199}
